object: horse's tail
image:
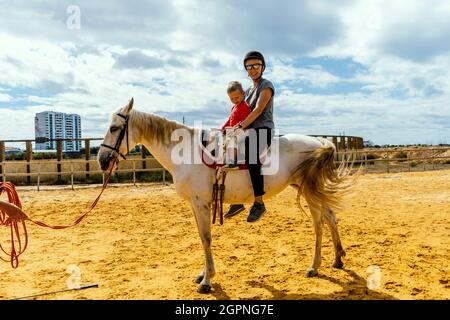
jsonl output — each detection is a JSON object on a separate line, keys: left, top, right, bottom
{"left": 291, "top": 145, "right": 355, "bottom": 214}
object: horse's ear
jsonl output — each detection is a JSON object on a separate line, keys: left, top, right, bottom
{"left": 124, "top": 98, "right": 134, "bottom": 114}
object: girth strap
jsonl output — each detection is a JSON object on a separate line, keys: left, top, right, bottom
{"left": 211, "top": 168, "right": 227, "bottom": 225}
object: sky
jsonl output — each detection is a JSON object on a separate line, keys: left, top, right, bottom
{"left": 0, "top": 0, "right": 449, "bottom": 147}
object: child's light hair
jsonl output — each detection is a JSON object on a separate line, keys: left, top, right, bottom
{"left": 227, "top": 81, "right": 244, "bottom": 94}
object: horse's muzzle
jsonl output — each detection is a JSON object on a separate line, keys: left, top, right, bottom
{"left": 98, "top": 152, "right": 114, "bottom": 171}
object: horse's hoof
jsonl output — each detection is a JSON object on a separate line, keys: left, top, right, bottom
{"left": 197, "top": 284, "right": 212, "bottom": 294}
{"left": 332, "top": 260, "right": 344, "bottom": 269}
{"left": 305, "top": 268, "right": 318, "bottom": 277}
{"left": 195, "top": 275, "right": 204, "bottom": 284}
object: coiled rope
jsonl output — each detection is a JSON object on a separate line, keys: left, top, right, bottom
{"left": 0, "top": 161, "right": 115, "bottom": 268}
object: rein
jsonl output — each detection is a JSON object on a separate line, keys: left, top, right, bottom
{"left": 0, "top": 159, "right": 116, "bottom": 268}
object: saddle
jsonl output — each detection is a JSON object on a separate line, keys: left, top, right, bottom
{"left": 200, "top": 129, "right": 243, "bottom": 225}
{"left": 200, "top": 129, "right": 247, "bottom": 170}
{"left": 200, "top": 129, "right": 271, "bottom": 225}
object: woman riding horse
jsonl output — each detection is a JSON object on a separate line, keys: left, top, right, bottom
{"left": 224, "top": 51, "right": 275, "bottom": 222}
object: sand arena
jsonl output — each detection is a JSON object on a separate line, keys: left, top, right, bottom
{"left": 1, "top": 169, "right": 449, "bottom": 300}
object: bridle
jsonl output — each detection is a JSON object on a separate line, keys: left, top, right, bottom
{"left": 100, "top": 113, "right": 129, "bottom": 161}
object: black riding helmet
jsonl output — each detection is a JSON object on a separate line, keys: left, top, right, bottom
{"left": 243, "top": 51, "right": 266, "bottom": 73}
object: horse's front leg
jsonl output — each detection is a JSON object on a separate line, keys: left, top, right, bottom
{"left": 191, "top": 198, "right": 215, "bottom": 294}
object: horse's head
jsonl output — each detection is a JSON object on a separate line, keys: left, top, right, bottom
{"left": 97, "top": 98, "right": 137, "bottom": 171}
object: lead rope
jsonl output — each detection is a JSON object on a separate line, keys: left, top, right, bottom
{"left": 0, "top": 159, "right": 116, "bottom": 268}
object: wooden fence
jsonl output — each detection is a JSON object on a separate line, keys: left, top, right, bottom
{"left": 309, "top": 135, "right": 364, "bottom": 150}
{"left": 0, "top": 135, "right": 364, "bottom": 183}
{"left": 2, "top": 137, "right": 449, "bottom": 191}
{"left": 337, "top": 147, "right": 450, "bottom": 173}
{"left": 0, "top": 158, "right": 167, "bottom": 191}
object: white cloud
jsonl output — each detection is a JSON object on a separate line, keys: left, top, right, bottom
{"left": 269, "top": 60, "right": 342, "bottom": 89}
{"left": 0, "top": 0, "right": 448, "bottom": 146}
{"left": 0, "top": 93, "right": 12, "bottom": 102}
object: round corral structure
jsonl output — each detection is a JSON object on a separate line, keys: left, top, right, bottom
{"left": 309, "top": 135, "right": 364, "bottom": 151}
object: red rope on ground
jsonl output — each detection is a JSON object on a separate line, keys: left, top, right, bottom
{"left": 0, "top": 182, "right": 27, "bottom": 268}
{"left": 0, "top": 161, "right": 115, "bottom": 268}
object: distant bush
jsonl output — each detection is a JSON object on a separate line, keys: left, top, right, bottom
{"left": 366, "top": 153, "right": 380, "bottom": 159}
{"left": 365, "top": 153, "right": 380, "bottom": 165}
{"left": 137, "top": 171, "right": 173, "bottom": 183}
{"left": 393, "top": 151, "right": 408, "bottom": 162}
{"left": 410, "top": 161, "right": 418, "bottom": 168}
{"left": 6, "top": 153, "right": 24, "bottom": 160}
{"left": 85, "top": 175, "right": 104, "bottom": 184}
{"left": 90, "top": 171, "right": 172, "bottom": 184}
{"left": 32, "top": 153, "right": 57, "bottom": 160}
{"left": 52, "top": 178, "right": 67, "bottom": 185}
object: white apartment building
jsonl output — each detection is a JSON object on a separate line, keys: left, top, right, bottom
{"left": 35, "top": 112, "right": 82, "bottom": 151}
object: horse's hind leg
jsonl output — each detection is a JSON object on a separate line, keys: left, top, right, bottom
{"left": 323, "top": 207, "right": 346, "bottom": 269}
{"left": 305, "top": 202, "right": 323, "bottom": 277}
{"left": 191, "top": 199, "right": 215, "bottom": 294}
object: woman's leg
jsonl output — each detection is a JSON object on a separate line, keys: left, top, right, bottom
{"left": 246, "top": 127, "right": 272, "bottom": 222}
{"left": 246, "top": 128, "right": 272, "bottom": 197}
{"left": 247, "top": 162, "right": 264, "bottom": 197}
{"left": 224, "top": 128, "right": 272, "bottom": 220}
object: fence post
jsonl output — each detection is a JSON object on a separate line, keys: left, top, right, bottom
{"left": 133, "top": 160, "right": 136, "bottom": 186}
{"left": 85, "top": 139, "right": 90, "bottom": 181}
{"left": 26, "top": 140, "right": 33, "bottom": 184}
{"left": 431, "top": 149, "right": 437, "bottom": 170}
{"left": 37, "top": 162, "right": 41, "bottom": 192}
{"left": 57, "top": 139, "right": 62, "bottom": 180}
{"left": 332, "top": 136, "right": 338, "bottom": 151}
{"left": 2, "top": 162, "right": 6, "bottom": 183}
{"left": 0, "top": 141, "right": 4, "bottom": 183}
{"left": 71, "top": 163, "right": 74, "bottom": 190}
{"left": 386, "top": 150, "right": 390, "bottom": 173}
{"left": 141, "top": 145, "right": 147, "bottom": 171}
{"left": 408, "top": 152, "right": 411, "bottom": 172}
{"left": 339, "top": 136, "right": 345, "bottom": 152}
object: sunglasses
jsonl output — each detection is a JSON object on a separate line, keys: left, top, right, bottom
{"left": 245, "top": 63, "right": 263, "bottom": 71}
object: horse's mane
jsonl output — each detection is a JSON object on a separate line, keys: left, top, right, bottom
{"left": 129, "top": 109, "right": 193, "bottom": 146}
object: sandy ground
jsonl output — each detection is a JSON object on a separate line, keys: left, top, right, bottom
{"left": 0, "top": 169, "right": 449, "bottom": 300}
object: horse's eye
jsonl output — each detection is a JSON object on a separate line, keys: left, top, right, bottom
{"left": 110, "top": 126, "right": 119, "bottom": 133}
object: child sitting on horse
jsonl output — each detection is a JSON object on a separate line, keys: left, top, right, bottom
{"left": 221, "top": 81, "right": 250, "bottom": 169}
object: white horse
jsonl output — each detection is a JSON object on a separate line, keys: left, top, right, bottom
{"left": 97, "top": 99, "right": 352, "bottom": 294}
